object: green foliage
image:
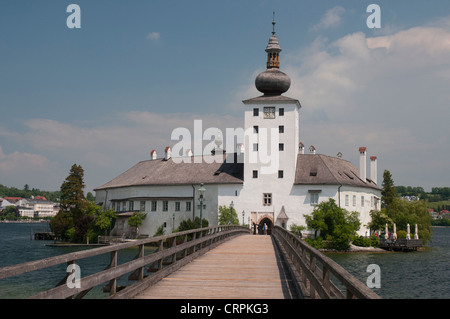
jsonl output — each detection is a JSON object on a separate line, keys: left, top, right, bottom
{"left": 50, "top": 164, "right": 87, "bottom": 241}
{"left": 178, "top": 217, "right": 209, "bottom": 231}
{"left": 303, "top": 199, "right": 360, "bottom": 250}
{"left": 59, "top": 164, "right": 86, "bottom": 220}
{"left": 128, "top": 212, "right": 147, "bottom": 228}
{"left": 65, "top": 227, "right": 76, "bottom": 242}
{"left": 218, "top": 205, "right": 239, "bottom": 225}
{"left": 154, "top": 225, "right": 165, "bottom": 237}
{"left": 81, "top": 202, "right": 117, "bottom": 243}
{"left": 388, "top": 198, "right": 432, "bottom": 244}
{"left": 353, "top": 235, "right": 379, "bottom": 247}
{"left": 0, "top": 206, "right": 19, "bottom": 220}
{"left": 305, "top": 237, "right": 326, "bottom": 249}
{"left": 368, "top": 210, "right": 394, "bottom": 231}
{"left": 382, "top": 170, "right": 397, "bottom": 209}
{"left": 396, "top": 230, "right": 407, "bottom": 239}
{"left": 431, "top": 218, "right": 450, "bottom": 226}
{"left": 289, "top": 223, "right": 306, "bottom": 237}
{"left": 0, "top": 183, "right": 60, "bottom": 202}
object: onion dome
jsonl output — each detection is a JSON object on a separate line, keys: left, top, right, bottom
{"left": 255, "top": 16, "right": 291, "bottom": 96}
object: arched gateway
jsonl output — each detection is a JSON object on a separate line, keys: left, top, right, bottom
{"left": 254, "top": 215, "right": 274, "bottom": 235}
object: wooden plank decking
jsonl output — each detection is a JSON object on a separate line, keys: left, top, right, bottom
{"left": 133, "top": 235, "right": 295, "bottom": 299}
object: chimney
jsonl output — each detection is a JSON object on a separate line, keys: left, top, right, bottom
{"left": 299, "top": 142, "right": 305, "bottom": 154}
{"left": 359, "top": 147, "right": 367, "bottom": 182}
{"left": 164, "top": 146, "right": 172, "bottom": 161}
{"left": 309, "top": 145, "right": 316, "bottom": 154}
{"left": 370, "top": 156, "right": 378, "bottom": 184}
{"left": 150, "top": 150, "right": 157, "bottom": 160}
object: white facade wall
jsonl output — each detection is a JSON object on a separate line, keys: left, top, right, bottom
{"left": 97, "top": 184, "right": 220, "bottom": 237}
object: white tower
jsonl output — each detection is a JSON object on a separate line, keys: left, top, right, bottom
{"left": 241, "top": 17, "right": 301, "bottom": 228}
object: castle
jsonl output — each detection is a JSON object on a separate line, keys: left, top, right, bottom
{"left": 94, "top": 20, "right": 381, "bottom": 238}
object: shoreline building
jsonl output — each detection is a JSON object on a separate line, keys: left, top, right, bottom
{"left": 94, "top": 21, "right": 381, "bottom": 238}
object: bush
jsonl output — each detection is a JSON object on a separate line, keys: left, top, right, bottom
{"left": 353, "top": 236, "right": 371, "bottom": 247}
{"left": 397, "top": 230, "right": 407, "bottom": 239}
{"left": 305, "top": 237, "right": 326, "bottom": 249}
{"left": 352, "top": 235, "right": 379, "bottom": 247}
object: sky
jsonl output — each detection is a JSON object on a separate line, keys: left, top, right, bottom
{"left": 0, "top": 0, "right": 449, "bottom": 194}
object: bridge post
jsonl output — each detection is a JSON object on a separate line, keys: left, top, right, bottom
{"left": 158, "top": 240, "right": 163, "bottom": 271}
{"left": 138, "top": 244, "right": 144, "bottom": 281}
{"left": 109, "top": 251, "right": 117, "bottom": 296}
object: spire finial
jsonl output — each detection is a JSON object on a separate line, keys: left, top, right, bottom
{"left": 272, "top": 11, "right": 276, "bottom": 35}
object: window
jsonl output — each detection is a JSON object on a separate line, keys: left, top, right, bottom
{"left": 345, "top": 195, "right": 349, "bottom": 206}
{"left": 279, "top": 125, "right": 284, "bottom": 133}
{"left": 279, "top": 143, "right": 284, "bottom": 151}
{"left": 264, "top": 107, "right": 275, "bottom": 119}
{"left": 186, "top": 201, "right": 191, "bottom": 211}
{"left": 163, "top": 201, "right": 168, "bottom": 212}
{"left": 361, "top": 196, "right": 365, "bottom": 207}
{"left": 151, "top": 201, "right": 157, "bottom": 211}
{"left": 253, "top": 170, "right": 258, "bottom": 178}
{"left": 263, "top": 193, "right": 272, "bottom": 206}
{"left": 253, "top": 108, "right": 259, "bottom": 116}
{"left": 253, "top": 143, "right": 258, "bottom": 151}
{"left": 129, "top": 201, "right": 134, "bottom": 211}
{"left": 140, "top": 201, "right": 146, "bottom": 212}
{"left": 353, "top": 195, "right": 356, "bottom": 207}
{"left": 279, "top": 108, "right": 284, "bottom": 116}
{"left": 253, "top": 125, "right": 259, "bottom": 134}
{"left": 175, "top": 201, "right": 180, "bottom": 211}
{"left": 310, "top": 193, "right": 319, "bottom": 205}
{"left": 278, "top": 170, "right": 284, "bottom": 178}
{"left": 371, "top": 196, "right": 374, "bottom": 207}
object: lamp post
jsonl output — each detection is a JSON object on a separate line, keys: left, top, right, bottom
{"left": 198, "top": 183, "right": 206, "bottom": 228}
{"left": 230, "top": 201, "right": 234, "bottom": 225}
{"left": 242, "top": 211, "right": 245, "bottom": 226}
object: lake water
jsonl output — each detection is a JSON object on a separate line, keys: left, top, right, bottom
{"left": 326, "top": 226, "right": 450, "bottom": 299}
{"left": 0, "top": 222, "right": 139, "bottom": 299}
{"left": 0, "top": 222, "right": 449, "bottom": 299}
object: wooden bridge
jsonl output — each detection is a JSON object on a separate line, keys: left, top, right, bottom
{"left": 0, "top": 225, "right": 380, "bottom": 299}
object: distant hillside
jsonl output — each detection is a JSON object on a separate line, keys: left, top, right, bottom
{"left": 396, "top": 186, "right": 450, "bottom": 211}
{"left": 0, "top": 184, "right": 60, "bottom": 202}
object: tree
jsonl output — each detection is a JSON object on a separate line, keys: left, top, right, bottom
{"left": 128, "top": 212, "right": 147, "bottom": 238}
{"left": 381, "top": 169, "right": 397, "bottom": 210}
{"left": 389, "top": 198, "right": 432, "bottom": 244}
{"left": 50, "top": 164, "right": 87, "bottom": 241}
{"left": 218, "top": 205, "right": 239, "bottom": 225}
{"left": 83, "top": 201, "right": 117, "bottom": 243}
{"left": 304, "top": 198, "right": 360, "bottom": 250}
{"left": 367, "top": 209, "right": 394, "bottom": 232}
{"left": 86, "top": 192, "right": 95, "bottom": 202}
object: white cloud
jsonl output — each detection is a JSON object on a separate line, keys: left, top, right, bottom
{"left": 285, "top": 18, "right": 450, "bottom": 189}
{"left": 311, "top": 6, "right": 346, "bottom": 31}
{"left": 146, "top": 32, "right": 160, "bottom": 40}
{"left": 0, "top": 145, "right": 60, "bottom": 190}
{"left": 0, "top": 111, "right": 242, "bottom": 191}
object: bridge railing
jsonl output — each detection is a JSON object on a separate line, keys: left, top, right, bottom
{"left": 0, "top": 225, "right": 250, "bottom": 299}
{"left": 272, "top": 226, "right": 381, "bottom": 299}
